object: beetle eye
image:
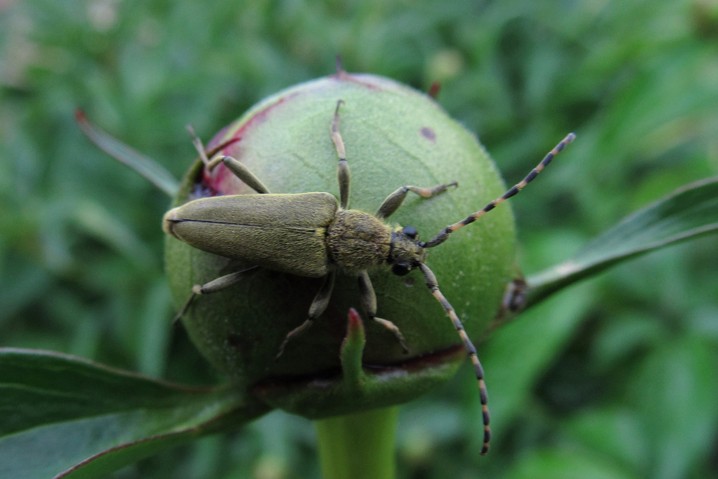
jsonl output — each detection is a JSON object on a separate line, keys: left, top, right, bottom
{"left": 402, "top": 225, "right": 418, "bottom": 239}
{"left": 391, "top": 263, "right": 412, "bottom": 276}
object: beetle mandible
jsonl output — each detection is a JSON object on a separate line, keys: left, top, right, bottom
{"left": 163, "top": 100, "right": 576, "bottom": 454}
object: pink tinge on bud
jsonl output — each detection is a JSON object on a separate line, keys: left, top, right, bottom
{"left": 199, "top": 136, "right": 242, "bottom": 196}
{"left": 200, "top": 94, "right": 300, "bottom": 196}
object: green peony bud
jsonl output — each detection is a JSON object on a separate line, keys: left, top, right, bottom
{"left": 164, "top": 71, "right": 517, "bottom": 419}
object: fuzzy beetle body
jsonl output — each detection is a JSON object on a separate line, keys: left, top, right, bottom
{"left": 164, "top": 192, "right": 427, "bottom": 277}
{"left": 163, "top": 100, "right": 575, "bottom": 455}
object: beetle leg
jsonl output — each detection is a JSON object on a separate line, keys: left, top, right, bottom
{"left": 375, "top": 181, "right": 458, "bottom": 220}
{"left": 187, "top": 125, "right": 212, "bottom": 167}
{"left": 417, "top": 262, "right": 491, "bottom": 454}
{"left": 276, "top": 271, "right": 337, "bottom": 359}
{"left": 173, "top": 266, "right": 259, "bottom": 323}
{"left": 331, "top": 100, "right": 350, "bottom": 209}
{"left": 357, "top": 271, "right": 409, "bottom": 353}
{"left": 222, "top": 156, "right": 271, "bottom": 194}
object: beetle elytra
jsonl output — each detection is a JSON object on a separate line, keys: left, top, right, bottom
{"left": 163, "top": 100, "right": 575, "bottom": 454}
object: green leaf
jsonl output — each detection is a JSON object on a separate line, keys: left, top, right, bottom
{"left": 75, "top": 110, "right": 180, "bottom": 198}
{"left": 485, "top": 282, "right": 593, "bottom": 433}
{"left": 72, "top": 200, "right": 158, "bottom": 271}
{"left": 565, "top": 408, "right": 648, "bottom": 473}
{"left": 526, "top": 177, "right": 718, "bottom": 306}
{"left": 0, "top": 348, "right": 269, "bottom": 479}
{"left": 630, "top": 336, "right": 718, "bottom": 479}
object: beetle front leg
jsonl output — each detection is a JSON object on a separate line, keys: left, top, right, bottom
{"left": 276, "top": 271, "right": 337, "bottom": 359}
{"left": 174, "top": 266, "right": 259, "bottom": 323}
{"left": 357, "top": 271, "right": 409, "bottom": 353}
{"left": 376, "top": 181, "right": 458, "bottom": 220}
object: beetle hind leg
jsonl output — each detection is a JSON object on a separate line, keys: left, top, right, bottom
{"left": 173, "top": 266, "right": 259, "bottom": 323}
{"left": 358, "top": 271, "right": 409, "bottom": 353}
{"left": 221, "top": 156, "right": 271, "bottom": 194}
{"left": 186, "top": 126, "right": 271, "bottom": 194}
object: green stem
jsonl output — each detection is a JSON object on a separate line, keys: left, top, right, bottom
{"left": 314, "top": 407, "right": 399, "bottom": 479}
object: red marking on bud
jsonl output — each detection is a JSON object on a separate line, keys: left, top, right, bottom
{"left": 201, "top": 93, "right": 300, "bottom": 194}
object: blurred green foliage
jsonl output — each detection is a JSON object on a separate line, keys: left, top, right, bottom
{"left": 1, "top": 0, "right": 716, "bottom": 478}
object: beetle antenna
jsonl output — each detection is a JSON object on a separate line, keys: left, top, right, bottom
{"left": 420, "top": 132, "right": 576, "bottom": 249}
{"left": 419, "top": 263, "right": 491, "bottom": 454}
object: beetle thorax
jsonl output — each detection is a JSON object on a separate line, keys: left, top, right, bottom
{"left": 326, "top": 209, "right": 393, "bottom": 274}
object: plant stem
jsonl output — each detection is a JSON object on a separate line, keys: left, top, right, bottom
{"left": 314, "top": 406, "right": 399, "bottom": 479}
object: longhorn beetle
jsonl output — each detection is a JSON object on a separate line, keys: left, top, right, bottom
{"left": 163, "top": 100, "right": 576, "bottom": 454}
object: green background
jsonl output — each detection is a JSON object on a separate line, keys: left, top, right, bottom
{"left": 1, "top": 1, "right": 717, "bottom": 478}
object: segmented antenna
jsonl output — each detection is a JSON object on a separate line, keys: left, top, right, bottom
{"left": 419, "top": 263, "right": 491, "bottom": 454}
{"left": 421, "top": 132, "right": 576, "bottom": 248}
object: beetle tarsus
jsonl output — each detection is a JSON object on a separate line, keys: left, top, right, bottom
{"left": 276, "top": 318, "right": 315, "bottom": 360}
{"left": 371, "top": 316, "right": 410, "bottom": 354}
{"left": 173, "top": 293, "right": 197, "bottom": 325}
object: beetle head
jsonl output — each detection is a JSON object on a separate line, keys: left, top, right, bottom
{"left": 389, "top": 225, "right": 427, "bottom": 276}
